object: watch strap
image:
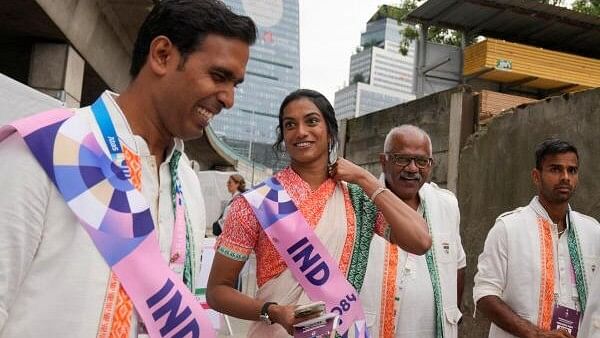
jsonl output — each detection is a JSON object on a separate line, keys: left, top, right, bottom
{"left": 260, "top": 302, "right": 278, "bottom": 325}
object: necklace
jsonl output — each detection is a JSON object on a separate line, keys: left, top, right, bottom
{"left": 558, "top": 228, "right": 566, "bottom": 236}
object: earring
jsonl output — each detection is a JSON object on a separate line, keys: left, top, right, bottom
{"left": 328, "top": 141, "right": 338, "bottom": 167}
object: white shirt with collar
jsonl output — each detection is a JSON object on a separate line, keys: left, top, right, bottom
{"left": 0, "top": 91, "right": 206, "bottom": 338}
{"left": 473, "top": 196, "right": 600, "bottom": 338}
{"left": 361, "top": 182, "right": 466, "bottom": 338}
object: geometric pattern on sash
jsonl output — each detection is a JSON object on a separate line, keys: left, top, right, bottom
{"left": 102, "top": 145, "right": 141, "bottom": 338}
{"left": 244, "top": 179, "right": 297, "bottom": 229}
{"left": 29, "top": 114, "right": 153, "bottom": 263}
{"left": 12, "top": 107, "right": 215, "bottom": 338}
{"left": 21, "top": 113, "right": 145, "bottom": 337}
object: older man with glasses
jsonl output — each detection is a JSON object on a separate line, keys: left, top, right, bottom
{"left": 360, "top": 124, "right": 466, "bottom": 338}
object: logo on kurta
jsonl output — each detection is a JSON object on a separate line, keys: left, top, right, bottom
{"left": 442, "top": 242, "right": 450, "bottom": 255}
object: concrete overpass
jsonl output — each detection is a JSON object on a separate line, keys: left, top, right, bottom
{"left": 0, "top": 0, "right": 271, "bottom": 177}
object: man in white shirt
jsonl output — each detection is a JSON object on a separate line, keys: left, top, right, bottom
{"left": 474, "top": 138, "right": 600, "bottom": 338}
{"left": 0, "top": 1, "right": 255, "bottom": 337}
{"left": 361, "top": 125, "right": 466, "bottom": 337}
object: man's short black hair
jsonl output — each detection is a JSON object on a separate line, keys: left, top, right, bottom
{"left": 535, "top": 138, "right": 579, "bottom": 170}
{"left": 130, "top": 0, "right": 257, "bottom": 77}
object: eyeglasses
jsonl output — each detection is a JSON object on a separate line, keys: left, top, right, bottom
{"left": 384, "top": 153, "right": 432, "bottom": 169}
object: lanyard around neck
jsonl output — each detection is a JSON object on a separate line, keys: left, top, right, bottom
{"left": 92, "top": 98, "right": 124, "bottom": 161}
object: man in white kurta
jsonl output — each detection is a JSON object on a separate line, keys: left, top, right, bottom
{"left": 0, "top": 1, "right": 255, "bottom": 336}
{"left": 474, "top": 139, "right": 600, "bottom": 338}
{"left": 361, "top": 125, "right": 466, "bottom": 338}
{"left": 0, "top": 91, "right": 207, "bottom": 337}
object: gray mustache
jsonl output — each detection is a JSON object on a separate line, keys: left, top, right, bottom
{"left": 399, "top": 172, "right": 421, "bottom": 180}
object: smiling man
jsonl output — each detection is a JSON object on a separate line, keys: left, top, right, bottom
{"left": 0, "top": 1, "right": 255, "bottom": 337}
{"left": 474, "top": 138, "right": 600, "bottom": 338}
{"left": 360, "top": 125, "right": 466, "bottom": 337}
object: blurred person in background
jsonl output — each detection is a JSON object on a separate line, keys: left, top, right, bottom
{"left": 213, "top": 173, "right": 247, "bottom": 236}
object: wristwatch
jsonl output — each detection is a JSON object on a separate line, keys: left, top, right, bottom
{"left": 260, "top": 302, "right": 278, "bottom": 325}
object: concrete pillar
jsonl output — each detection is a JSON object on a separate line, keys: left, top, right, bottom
{"left": 35, "top": 0, "right": 132, "bottom": 92}
{"left": 28, "top": 43, "right": 85, "bottom": 108}
{"left": 447, "top": 87, "right": 475, "bottom": 193}
{"left": 447, "top": 92, "right": 462, "bottom": 193}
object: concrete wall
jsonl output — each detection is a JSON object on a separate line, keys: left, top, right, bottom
{"left": 342, "top": 85, "right": 475, "bottom": 189}
{"left": 457, "top": 88, "right": 600, "bottom": 337}
{"left": 343, "top": 86, "right": 600, "bottom": 337}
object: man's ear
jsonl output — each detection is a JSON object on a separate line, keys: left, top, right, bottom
{"left": 379, "top": 153, "right": 386, "bottom": 170}
{"left": 532, "top": 168, "right": 541, "bottom": 187}
{"left": 147, "top": 36, "right": 177, "bottom": 76}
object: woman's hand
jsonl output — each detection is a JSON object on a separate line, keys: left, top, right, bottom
{"left": 328, "top": 157, "right": 431, "bottom": 255}
{"left": 269, "top": 304, "right": 321, "bottom": 336}
{"left": 269, "top": 304, "right": 296, "bottom": 335}
{"left": 329, "top": 158, "right": 377, "bottom": 187}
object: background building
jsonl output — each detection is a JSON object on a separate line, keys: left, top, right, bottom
{"left": 213, "top": 0, "right": 300, "bottom": 169}
{"left": 334, "top": 6, "right": 416, "bottom": 120}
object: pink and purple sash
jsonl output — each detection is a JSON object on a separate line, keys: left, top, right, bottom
{"left": 244, "top": 177, "right": 368, "bottom": 337}
{"left": 0, "top": 109, "right": 214, "bottom": 338}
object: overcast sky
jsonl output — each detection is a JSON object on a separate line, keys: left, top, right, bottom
{"left": 299, "top": 1, "right": 391, "bottom": 103}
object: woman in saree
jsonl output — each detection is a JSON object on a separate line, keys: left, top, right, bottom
{"left": 207, "top": 89, "right": 431, "bottom": 337}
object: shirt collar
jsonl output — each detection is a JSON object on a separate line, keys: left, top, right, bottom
{"left": 96, "top": 91, "right": 184, "bottom": 161}
{"left": 529, "top": 195, "right": 572, "bottom": 229}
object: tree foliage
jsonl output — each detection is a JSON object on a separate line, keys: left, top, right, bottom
{"left": 387, "top": 1, "right": 466, "bottom": 55}
{"left": 571, "top": 0, "right": 600, "bottom": 16}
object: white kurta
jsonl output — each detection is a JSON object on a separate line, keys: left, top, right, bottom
{"left": 0, "top": 91, "right": 207, "bottom": 338}
{"left": 473, "top": 197, "right": 600, "bottom": 338}
{"left": 361, "top": 182, "right": 466, "bottom": 338}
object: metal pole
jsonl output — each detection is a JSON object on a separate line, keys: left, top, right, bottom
{"left": 460, "top": 32, "right": 466, "bottom": 85}
{"left": 418, "top": 24, "right": 429, "bottom": 98}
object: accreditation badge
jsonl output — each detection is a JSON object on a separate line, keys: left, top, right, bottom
{"left": 550, "top": 304, "right": 580, "bottom": 336}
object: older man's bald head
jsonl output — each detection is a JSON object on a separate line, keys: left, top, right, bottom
{"left": 383, "top": 125, "right": 432, "bottom": 155}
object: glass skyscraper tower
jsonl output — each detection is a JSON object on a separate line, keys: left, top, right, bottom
{"left": 212, "top": 0, "right": 300, "bottom": 169}
{"left": 334, "top": 6, "right": 416, "bottom": 120}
